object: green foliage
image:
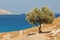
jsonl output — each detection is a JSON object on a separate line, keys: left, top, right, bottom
{"left": 41, "top": 6, "right": 55, "bottom": 23}
{"left": 25, "top": 6, "right": 55, "bottom": 25}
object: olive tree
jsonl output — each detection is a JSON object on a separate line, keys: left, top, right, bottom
{"left": 25, "top": 6, "right": 55, "bottom": 33}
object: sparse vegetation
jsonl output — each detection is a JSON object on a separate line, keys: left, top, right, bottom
{"left": 25, "top": 6, "right": 55, "bottom": 33}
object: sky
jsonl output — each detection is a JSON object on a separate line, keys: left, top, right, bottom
{"left": 0, "top": 0, "right": 60, "bottom": 14}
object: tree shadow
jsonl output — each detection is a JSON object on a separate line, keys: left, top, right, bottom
{"left": 27, "top": 31, "right": 51, "bottom": 36}
{"left": 27, "top": 33, "right": 36, "bottom": 36}
{"left": 40, "top": 31, "right": 51, "bottom": 34}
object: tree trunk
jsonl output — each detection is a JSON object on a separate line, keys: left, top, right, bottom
{"left": 38, "top": 24, "right": 42, "bottom": 33}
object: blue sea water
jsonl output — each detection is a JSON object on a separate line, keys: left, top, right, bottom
{"left": 0, "top": 13, "right": 60, "bottom": 32}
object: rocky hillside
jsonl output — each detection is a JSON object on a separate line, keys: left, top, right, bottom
{"left": 0, "top": 17, "right": 60, "bottom": 40}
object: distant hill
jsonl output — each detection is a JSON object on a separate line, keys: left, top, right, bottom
{"left": 0, "top": 9, "right": 11, "bottom": 14}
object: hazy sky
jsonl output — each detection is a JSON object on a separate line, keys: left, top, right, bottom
{"left": 0, "top": 0, "right": 60, "bottom": 14}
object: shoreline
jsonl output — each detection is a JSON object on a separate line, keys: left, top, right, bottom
{"left": 0, "top": 17, "right": 60, "bottom": 40}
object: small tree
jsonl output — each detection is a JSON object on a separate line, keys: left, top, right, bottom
{"left": 25, "top": 6, "right": 55, "bottom": 33}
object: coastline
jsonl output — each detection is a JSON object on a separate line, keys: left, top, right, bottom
{"left": 0, "top": 17, "right": 60, "bottom": 40}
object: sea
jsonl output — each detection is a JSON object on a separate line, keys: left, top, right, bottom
{"left": 0, "top": 13, "right": 60, "bottom": 32}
